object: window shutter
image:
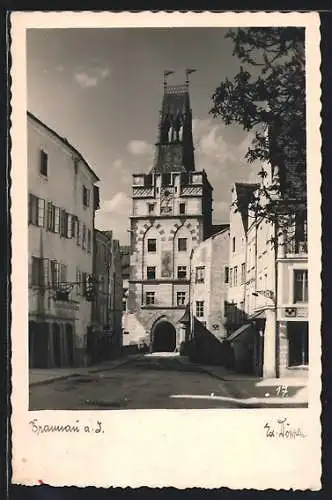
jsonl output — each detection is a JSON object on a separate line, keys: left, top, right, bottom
{"left": 67, "top": 214, "right": 73, "bottom": 238}
{"left": 28, "top": 194, "right": 33, "bottom": 224}
{"left": 42, "top": 258, "right": 49, "bottom": 287}
{"left": 37, "top": 198, "right": 45, "bottom": 227}
{"left": 76, "top": 268, "right": 81, "bottom": 295}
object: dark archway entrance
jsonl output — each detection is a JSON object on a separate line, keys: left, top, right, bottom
{"left": 152, "top": 321, "right": 176, "bottom": 352}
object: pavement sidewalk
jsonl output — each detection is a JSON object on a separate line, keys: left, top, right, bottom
{"left": 29, "top": 354, "right": 140, "bottom": 387}
{"left": 176, "top": 357, "right": 308, "bottom": 407}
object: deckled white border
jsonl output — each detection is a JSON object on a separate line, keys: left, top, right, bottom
{"left": 10, "top": 11, "right": 322, "bottom": 489}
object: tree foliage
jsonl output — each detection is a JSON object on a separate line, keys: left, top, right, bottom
{"left": 210, "top": 27, "right": 306, "bottom": 226}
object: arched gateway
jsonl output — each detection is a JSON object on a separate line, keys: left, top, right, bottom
{"left": 152, "top": 321, "right": 176, "bottom": 352}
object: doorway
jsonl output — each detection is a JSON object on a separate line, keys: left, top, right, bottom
{"left": 288, "top": 321, "right": 308, "bottom": 367}
{"left": 52, "top": 323, "right": 62, "bottom": 368}
{"left": 30, "top": 322, "right": 49, "bottom": 368}
{"left": 65, "top": 323, "right": 74, "bottom": 366}
{"left": 152, "top": 321, "right": 176, "bottom": 352}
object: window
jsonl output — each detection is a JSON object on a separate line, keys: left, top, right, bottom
{"left": 71, "top": 215, "right": 77, "bottom": 239}
{"left": 196, "top": 300, "right": 204, "bottom": 317}
{"left": 144, "top": 174, "right": 153, "bottom": 186}
{"left": 147, "top": 266, "right": 156, "bottom": 280}
{"left": 40, "top": 149, "right": 48, "bottom": 177}
{"left": 82, "top": 185, "right": 90, "bottom": 208}
{"left": 31, "top": 257, "right": 43, "bottom": 286}
{"left": 241, "top": 263, "right": 246, "bottom": 284}
{"left": 87, "top": 229, "right": 92, "bottom": 253}
{"left": 28, "top": 194, "right": 45, "bottom": 227}
{"left": 60, "top": 263, "right": 67, "bottom": 284}
{"left": 179, "top": 203, "right": 186, "bottom": 214}
{"left": 60, "top": 210, "right": 68, "bottom": 238}
{"left": 232, "top": 237, "right": 236, "bottom": 253}
{"left": 161, "top": 173, "right": 172, "bottom": 186}
{"left": 229, "top": 268, "right": 233, "bottom": 287}
{"left": 122, "top": 299, "right": 127, "bottom": 312}
{"left": 147, "top": 239, "right": 156, "bottom": 252}
{"left": 178, "top": 238, "right": 187, "bottom": 252}
{"left": 50, "top": 260, "right": 60, "bottom": 287}
{"left": 146, "top": 291, "right": 155, "bottom": 305}
{"left": 224, "top": 266, "right": 229, "bottom": 284}
{"left": 46, "top": 202, "right": 54, "bottom": 231}
{"left": 177, "top": 291, "right": 186, "bottom": 306}
{"left": 148, "top": 203, "right": 155, "bottom": 214}
{"left": 82, "top": 225, "right": 87, "bottom": 249}
{"left": 233, "top": 266, "right": 238, "bottom": 286}
{"left": 192, "top": 174, "right": 201, "bottom": 184}
{"left": 294, "top": 270, "right": 308, "bottom": 303}
{"left": 76, "top": 219, "right": 80, "bottom": 245}
{"left": 195, "top": 266, "right": 205, "bottom": 283}
{"left": 177, "top": 266, "right": 187, "bottom": 279}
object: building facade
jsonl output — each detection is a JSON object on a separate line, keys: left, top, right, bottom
{"left": 120, "top": 245, "right": 131, "bottom": 346}
{"left": 125, "top": 80, "right": 214, "bottom": 352}
{"left": 190, "top": 226, "right": 230, "bottom": 338}
{"left": 89, "top": 230, "right": 123, "bottom": 363}
{"left": 226, "top": 183, "right": 258, "bottom": 333}
{"left": 109, "top": 237, "right": 123, "bottom": 354}
{"left": 28, "top": 112, "right": 100, "bottom": 368}
{"left": 224, "top": 166, "right": 308, "bottom": 378}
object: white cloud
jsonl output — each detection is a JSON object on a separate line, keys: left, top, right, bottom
{"left": 127, "top": 140, "right": 154, "bottom": 156}
{"left": 99, "top": 192, "right": 131, "bottom": 214}
{"left": 74, "top": 66, "right": 111, "bottom": 89}
{"left": 74, "top": 72, "right": 98, "bottom": 88}
{"left": 56, "top": 65, "right": 64, "bottom": 72}
{"left": 95, "top": 192, "right": 131, "bottom": 244}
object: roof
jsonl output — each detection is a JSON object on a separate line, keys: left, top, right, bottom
{"left": 225, "top": 323, "right": 253, "bottom": 343}
{"left": 209, "top": 224, "right": 230, "bottom": 238}
{"left": 179, "top": 304, "right": 190, "bottom": 324}
{"left": 234, "top": 182, "right": 259, "bottom": 233}
{"left": 27, "top": 111, "right": 100, "bottom": 182}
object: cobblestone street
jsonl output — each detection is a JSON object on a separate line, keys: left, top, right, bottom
{"left": 29, "top": 354, "right": 244, "bottom": 410}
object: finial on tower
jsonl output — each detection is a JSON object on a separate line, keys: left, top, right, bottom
{"left": 163, "top": 70, "right": 175, "bottom": 88}
{"left": 185, "top": 68, "right": 197, "bottom": 86}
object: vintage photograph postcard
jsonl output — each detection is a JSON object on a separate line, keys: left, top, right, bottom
{"left": 10, "top": 11, "right": 321, "bottom": 489}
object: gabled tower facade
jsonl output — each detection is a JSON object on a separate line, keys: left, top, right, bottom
{"left": 125, "top": 75, "right": 213, "bottom": 352}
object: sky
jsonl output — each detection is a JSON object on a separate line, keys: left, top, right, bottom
{"left": 27, "top": 27, "right": 260, "bottom": 245}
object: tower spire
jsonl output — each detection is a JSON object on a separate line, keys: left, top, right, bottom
{"left": 185, "top": 68, "right": 197, "bottom": 87}
{"left": 163, "top": 70, "right": 175, "bottom": 88}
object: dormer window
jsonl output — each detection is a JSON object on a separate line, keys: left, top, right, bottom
{"left": 40, "top": 149, "right": 48, "bottom": 177}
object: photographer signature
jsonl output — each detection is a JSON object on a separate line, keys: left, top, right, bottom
{"left": 264, "top": 418, "right": 306, "bottom": 439}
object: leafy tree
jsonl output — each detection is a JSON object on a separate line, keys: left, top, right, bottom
{"left": 210, "top": 27, "right": 306, "bottom": 235}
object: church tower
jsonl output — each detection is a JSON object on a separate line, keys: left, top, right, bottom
{"left": 125, "top": 71, "right": 213, "bottom": 352}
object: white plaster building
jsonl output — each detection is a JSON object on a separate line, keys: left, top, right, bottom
{"left": 28, "top": 112, "right": 100, "bottom": 368}
{"left": 189, "top": 226, "right": 230, "bottom": 341}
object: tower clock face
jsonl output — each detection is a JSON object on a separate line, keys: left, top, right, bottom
{"left": 160, "top": 187, "right": 174, "bottom": 214}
